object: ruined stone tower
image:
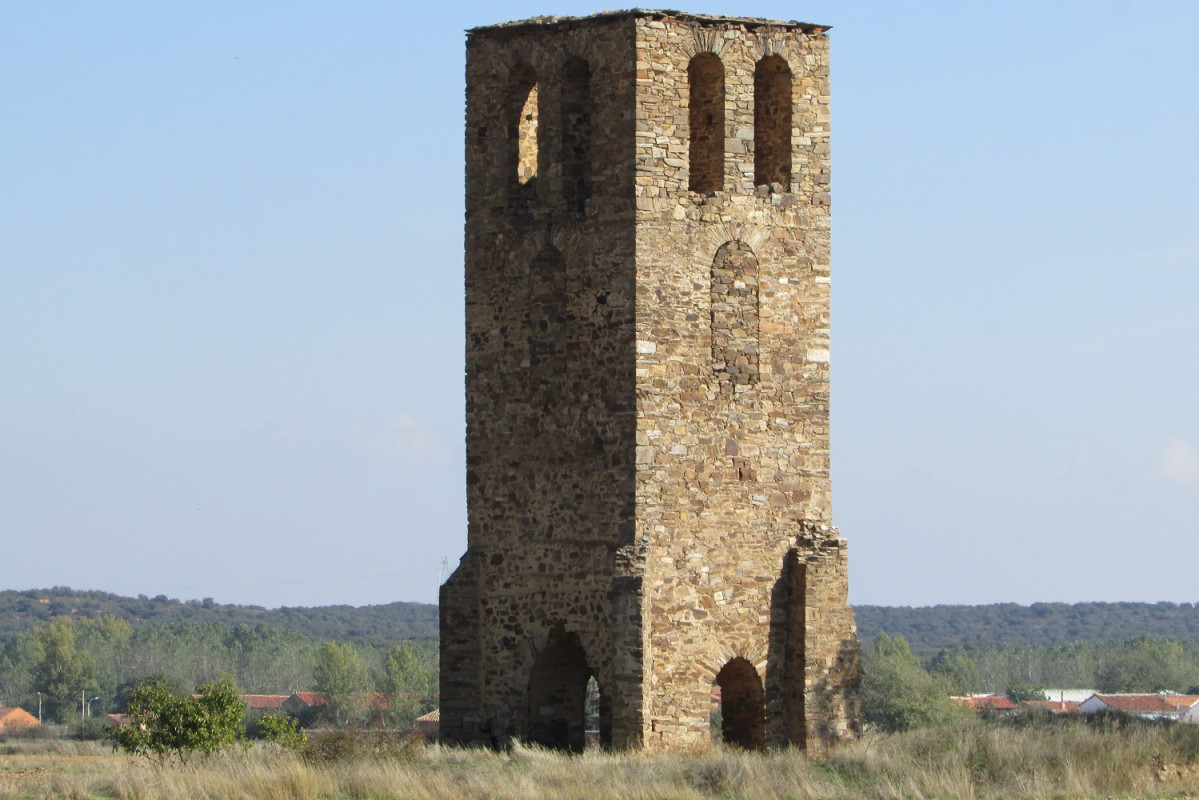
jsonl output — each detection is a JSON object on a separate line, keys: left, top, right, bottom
{"left": 440, "top": 10, "right": 859, "bottom": 752}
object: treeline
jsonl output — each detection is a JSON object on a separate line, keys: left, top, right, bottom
{"left": 0, "top": 615, "right": 437, "bottom": 728}
{"left": 920, "top": 636, "right": 1199, "bottom": 695}
{"left": 0, "top": 588, "right": 438, "bottom": 644}
{"left": 10, "top": 589, "right": 1199, "bottom": 657}
{"left": 862, "top": 633, "right": 1199, "bottom": 733}
{"left": 855, "top": 602, "right": 1199, "bottom": 658}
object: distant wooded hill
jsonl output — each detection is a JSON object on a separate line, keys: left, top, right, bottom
{"left": 854, "top": 601, "right": 1199, "bottom": 659}
{"left": 0, "top": 588, "right": 438, "bottom": 644}
{"left": 5, "top": 589, "right": 1198, "bottom": 652}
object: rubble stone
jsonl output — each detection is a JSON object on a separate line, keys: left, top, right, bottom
{"left": 441, "top": 9, "right": 859, "bottom": 753}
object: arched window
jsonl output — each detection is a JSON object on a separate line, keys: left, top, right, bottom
{"left": 561, "top": 57, "right": 592, "bottom": 214}
{"left": 754, "top": 55, "right": 792, "bottom": 189}
{"left": 510, "top": 63, "right": 539, "bottom": 186}
{"left": 715, "top": 657, "right": 766, "bottom": 750}
{"left": 526, "top": 627, "right": 591, "bottom": 752}
{"left": 711, "top": 241, "right": 760, "bottom": 391}
{"left": 688, "top": 53, "right": 724, "bottom": 193}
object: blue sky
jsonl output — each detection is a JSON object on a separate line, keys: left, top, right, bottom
{"left": 2, "top": 2, "right": 1195, "bottom": 609}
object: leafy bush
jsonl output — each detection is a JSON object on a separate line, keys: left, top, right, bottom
{"left": 111, "top": 678, "right": 244, "bottom": 764}
{"left": 254, "top": 712, "right": 307, "bottom": 750}
{"left": 1005, "top": 681, "right": 1046, "bottom": 703}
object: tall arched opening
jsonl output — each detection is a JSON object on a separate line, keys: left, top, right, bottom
{"left": 688, "top": 52, "right": 724, "bottom": 193}
{"left": 509, "top": 62, "right": 540, "bottom": 187}
{"left": 753, "top": 55, "right": 792, "bottom": 188}
{"left": 561, "top": 57, "right": 592, "bottom": 214}
{"left": 526, "top": 627, "right": 591, "bottom": 752}
{"left": 715, "top": 657, "right": 766, "bottom": 750}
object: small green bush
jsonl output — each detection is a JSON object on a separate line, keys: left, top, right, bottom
{"left": 111, "top": 678, "right": 244, "bottom": 764}
{"left": 255, "top": 712, "right": 307, "bottom": 750}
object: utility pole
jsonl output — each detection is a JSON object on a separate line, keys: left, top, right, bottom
{"left": 36, "top": 691, "right": 41, "bottom": 724}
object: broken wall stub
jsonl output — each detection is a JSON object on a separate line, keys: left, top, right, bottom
{"left": 440, "top": 9, "right": 859, "bottom": 752}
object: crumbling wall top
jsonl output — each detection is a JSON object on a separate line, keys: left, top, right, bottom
{"left": 467, "top": 9, "right": 828, "bottom": 38}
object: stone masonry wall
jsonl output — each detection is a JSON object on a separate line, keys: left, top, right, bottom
{"left": 442, "top": 10, "right": 858, "bottom": 752}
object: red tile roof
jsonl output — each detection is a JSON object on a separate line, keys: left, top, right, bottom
{"left": 1022, "top": 699, "right": 1081, "bottom": 713}
{"left": 952, "top": 695, "right": 1017, "bottom": 711}
{"left": 288, "top": 691, "right": 327, "bottom": 707}
{"left": 241, "top": 694, "right": 289, "bottom": 710}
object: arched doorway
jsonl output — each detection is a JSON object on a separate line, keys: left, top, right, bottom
{"left": 526, "top": 627, "right": 591, "bottom": 752}
{"left": 715, "top": 657, "right": 766, "bottom": 750}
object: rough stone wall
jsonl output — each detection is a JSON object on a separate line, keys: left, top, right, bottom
{"left": 442, "top": 10, "right": 857, "bottom": 752}
{"left": 444, "top": 13, "right": 643, "bottom": 750}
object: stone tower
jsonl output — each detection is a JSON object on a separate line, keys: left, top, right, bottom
{"left": 440, "top": 10, "right": 859, "bottom": 752}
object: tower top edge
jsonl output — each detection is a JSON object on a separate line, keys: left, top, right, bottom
{"left": 467, "top": 9, "right": 829, "bottom": 37}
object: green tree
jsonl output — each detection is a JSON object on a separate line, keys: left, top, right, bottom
{"left": 381, "top": 641, "right": 436, "bottom": 728}
{"left": 1095, "top": 637, "right": 1199, "bottom": 693}
{"left": 313, "top": 641, "right": 371, "bottom": 727}
{"left": 31, "top": 619, "right": 96, "bottom": 722}
{"left": 861, "top": 633, "right": 968, "bottom": 733}
{"left": 1005, "top": 681, "right": 1046, "bottom": 703}
{"left": 0, "top": 629, "right": 41, "bottom": 710}
{"left": 113, "top": 678, "right": 244, "bottom": 764}
{"left": 74, "top": 614, "right": 133, "bottom": 712}
{"left": 928, "top": 646, "right": 980, "bottom": 695}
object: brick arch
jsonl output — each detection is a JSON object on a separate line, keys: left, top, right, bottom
{"left": 681, "top": 25, "right": 729, "bottom": 59}
{"left": 693, "top": 223, "right": 786, "bottom": 268}
{"left": 506, "top": 228, "right": 586, "bottom": 274}
{"left": 696, "top": 639, "right": 769, "bottom": 681}
{"left": 749, "top": 31, "right": 805, "bottom": 70}
{"left": 715, "top": 657, "right": 766, "bottom": 750}
{"left": 551, "top": 28, "right": 599, "bottom": 67}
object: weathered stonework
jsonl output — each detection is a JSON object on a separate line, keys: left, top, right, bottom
{"left": 441, "top": 9, "right": 859, "bottom": 752}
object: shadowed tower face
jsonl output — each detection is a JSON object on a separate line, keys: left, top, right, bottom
{"left": 440, "top": 10, "right": 859, "bottom": 752}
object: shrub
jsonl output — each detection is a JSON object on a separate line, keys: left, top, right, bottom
{"left": 111, "top": 678, "right": 244, "bottom": 764}
{"left": 255, "top": 712, "right": 307, "bottom": 750}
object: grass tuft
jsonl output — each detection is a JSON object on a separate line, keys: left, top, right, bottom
{"left": 4, "top": 715, "right": 1199, "bottom": 799}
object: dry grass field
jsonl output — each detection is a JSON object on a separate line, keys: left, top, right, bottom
{"left": 2, "top": 715, "right": 1198, "bottom": 799}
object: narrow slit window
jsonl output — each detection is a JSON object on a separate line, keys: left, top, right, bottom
{"left": 688, "top": 53, "right": 724, "bottom": 193}
{"left": 561, "top": 57, "right": 592, "bottom": 214}
{"left": 753, "top": 55, "right": 792, "bottom": 189}
{"left": 511, "top": 63, "right": 539, "bottom": 186}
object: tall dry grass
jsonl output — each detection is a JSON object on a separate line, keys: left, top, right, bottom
{"left": 2, "top": 714, "right": 1198, "bottom": 799}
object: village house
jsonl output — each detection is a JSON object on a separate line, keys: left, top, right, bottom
{"left": 1079, "top": 693, "right": 1199, "bottom": 721}
{"left": 240, "top": 694, "right": 289, "bottom": 712}
{"left": 951, "top": 695, "right": 1017, "bottom": 713}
